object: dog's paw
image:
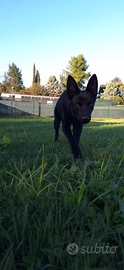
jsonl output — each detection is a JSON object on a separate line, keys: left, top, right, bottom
{"left": 55, "top": 136, "right": 59, "bottom": 142}
{"left": 74, "top": 151, "right": 83, "bottom": 159}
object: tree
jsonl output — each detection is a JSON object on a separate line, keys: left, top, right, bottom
{"left": 32, "top": 84, "right": 47, "bottom": 95}
{"left": 100, "top": 78, "right": 124, "bottom": 100}
{"left": 55, "top": 82, "right": 62, "bottom": 96}
{"left": 112, "top": 77, "right": 122, "bottom": 83}
{"left": 37, "top": 85, "right": 47, "bottom": 96}
{"left": 59, "top": 73, "right": 66, "bottom": 93}
{"left": 101, "top": 81, "right": 117, "bottom": 99}
{"left": 32, "top": 64, "right": 41, "bottom": 86}
{"left": 36, "top": 70, "right": 40, "bottom": 85}
{"left": 32, "top": 64, "right": 36, "bottom": 85}
{"left": 0, "top": 83, "right": 3, "bottom": 94}
{"left": 111, "top": 78, "right": 124, "bottom": 97}
{"left": 119, "top": 83, "right": 124, "bottom": 95}
{"left": 62, "top": 54, "right": 91, "bottom": 90}
{"left": 3, "top": 63, "right": 23, "bottom": 92}
{"left": 99, "top": 84, "right": 106, "bottom": 94}
{"left": 46, "top": 75, "right": 62, "bottom": 96}
{"left": 2, "top": 73, "right": 10, "bottom": 92}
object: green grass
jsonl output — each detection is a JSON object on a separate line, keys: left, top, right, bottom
{"left": 0, "top": 116, "right": 124, "bottom": 270}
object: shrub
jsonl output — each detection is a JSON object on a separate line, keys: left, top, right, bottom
{"left": 115, "top": 96, "right": 124, "bottom": 105}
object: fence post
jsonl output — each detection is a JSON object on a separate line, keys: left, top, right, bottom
{"left": 108, "top": 103, "right": 110, "bottom": 118}
{"left": 33, "top": 101, "right": 35, "bottom": 115}
{"left": 11, "top": 99, "right": 14, "bottom": 114}
{"left": 39, "top": 102, "right": 41, "bottom": 116}
{"left": 53, "top": 103, "right": 54, "bottom": 117}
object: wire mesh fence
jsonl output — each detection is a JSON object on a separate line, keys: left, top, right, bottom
{"left": 92, "top": 100, "right": 124, "bottom": 118}
{"left": 0, "top": 99, "right": 57, "bottom": 117}
{"left": 0, "top": 99, "right": 124, "bottom": 118}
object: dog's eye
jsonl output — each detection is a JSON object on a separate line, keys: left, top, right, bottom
{"left": 75, "top": 103, "right": 80, "bottom": 108}
{"left": 87, "top": 102, "right": 92, "bottom": 107}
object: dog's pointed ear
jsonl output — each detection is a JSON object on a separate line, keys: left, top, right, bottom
{"left": 86, "top": 74, "right": 98, "bottom": 98}
{"left": 67, "top": 75, "right": 80, "bottom": 99}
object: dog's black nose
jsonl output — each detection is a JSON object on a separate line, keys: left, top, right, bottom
{"left": 82, "top": 116, "right": 90, "bottom": 120}
{"left": 82, "top": 116, "right": 90, "bottom": 123}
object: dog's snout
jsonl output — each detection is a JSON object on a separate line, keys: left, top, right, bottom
{"left": 82, "top": 116, "right": 90, "bottom": 120}
{"left": 82, "top": 116, "right": 90, "bottom": 123}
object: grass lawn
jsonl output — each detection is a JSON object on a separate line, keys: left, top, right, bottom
{"left": 0, "top": 116, "right": 124, "bottom": 270}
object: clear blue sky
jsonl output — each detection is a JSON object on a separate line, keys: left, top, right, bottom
{"left": 0, "top": 0, "right": 124, "bottom": 89}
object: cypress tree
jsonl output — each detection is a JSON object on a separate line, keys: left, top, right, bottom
{"left": 37, "top": 70, "right": 40, "bottom": 85}
{"left": 33, "top": 64, "right": 35, "bottom": 85}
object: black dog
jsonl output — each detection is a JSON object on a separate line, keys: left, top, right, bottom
{"left": 54, "top": 74, "right": 98, "bottom": 158}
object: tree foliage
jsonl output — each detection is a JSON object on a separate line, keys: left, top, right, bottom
{"left": 62, "top": 54, "right": 91, "bottom": 90}
{"left": 0, "top": 83, "right": 3, "bottom": 94}
{"left": 112, "top": 77, "right": 122, "bottom": 83}
{"left": 33, "top": 64, "right": 36, "bottom": 85}
{"left": 99, "top": 84, "right": 106, "bottom": 94}
{"left": 35, "top": 70, "right": 40, "bottom": 85}
{"left": 100, "top": 77, "right": 124, "bottom": 100}
{"left": 101, "top": 81, "right": 117, "bottom": 99}
{"left": 32, "top": 64, "right": 41, "bottom": 86}
{"left": 119, "top": 83, "right": 124, "bottom": 95}
{"left": 32, "top": 84, "right": 47, "bottom": 95}
{"left": 46, "top": 75, "right": 62, "bottom": 96}
{"left": 59, "top": 73, "right": 66, "bottom": 93}
{"left": 2, "top": 60, "right": 124, "bottom": 101}
{"left": 3, "top": 63, "right": 23, "bottom": 92}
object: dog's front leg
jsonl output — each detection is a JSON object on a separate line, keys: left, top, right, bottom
{"left": 62, "top": 123, "right": 82, "bottom": 158}
{"left": 73, "top": 122, "right": 83, "bottom": 145}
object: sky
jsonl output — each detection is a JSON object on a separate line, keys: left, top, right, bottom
{"left": 0, "top": 0, "right": 124, "bottom": 90}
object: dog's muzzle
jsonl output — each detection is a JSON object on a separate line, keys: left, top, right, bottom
{"left": 82, "top": 116, "right": 90, "bottom": 123}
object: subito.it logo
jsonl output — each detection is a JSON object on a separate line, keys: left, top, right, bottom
{"left": 67, "top": 243, "right": 79, "bottom": 255}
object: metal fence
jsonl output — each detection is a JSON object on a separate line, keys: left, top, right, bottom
{"left": 0, "top": 99, "right": 124, "bottom": 118}
{"left": 0, "top": 99, "right": 57, "bottom": 117}
{"left": 92, "top": 100, "right": 124, "bottom": 118}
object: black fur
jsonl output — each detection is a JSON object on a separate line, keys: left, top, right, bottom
{"left": 54, "top": 74, "right": 98, "bottom": 158}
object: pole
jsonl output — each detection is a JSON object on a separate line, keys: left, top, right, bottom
{"left": 39, "top": 102, "right": 41, "bottom": 116}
